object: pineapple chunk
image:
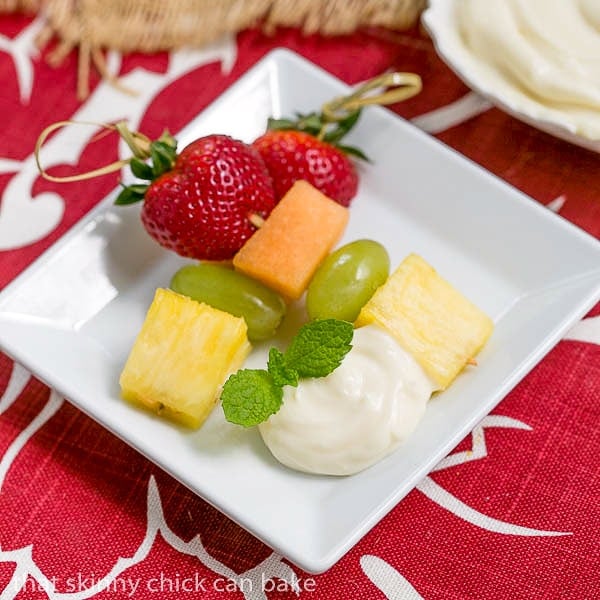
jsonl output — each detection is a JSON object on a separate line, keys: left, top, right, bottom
{"left": 120, "top": 288, "right": 251, "bottom": 428}
{"left": 355, "top": 254, "right": 493, "bottom": 390}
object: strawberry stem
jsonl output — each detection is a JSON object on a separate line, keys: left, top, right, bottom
{"left": 114, "top": 121, "right": 152, "bottom": 158}
{"left": 114, "top": 123, "right": 178, "bottom": 205}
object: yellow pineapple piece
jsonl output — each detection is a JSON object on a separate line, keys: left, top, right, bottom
{"left": 356, "top": 254, "right": 493, "bottom": 390}
{"left": 120, "top": 288, "right": 251, "bottom": 428}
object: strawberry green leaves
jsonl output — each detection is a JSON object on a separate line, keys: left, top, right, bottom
{"left": 262, "top": 70, "right": 424, "bottom": 169}
{"left": 266, "top": 109, "right": 368, "bottom": 162}
{"left": 129, "top": 157, "right": 154, "bottom": 180}
{"left": 115, "top": 131, "right": 178, "bottom": 206}
{"left": 114, "top": 183, "right": 149, "bottom": 205}
{"left": 221, "top": 319, "right": 354, "bottom": 427}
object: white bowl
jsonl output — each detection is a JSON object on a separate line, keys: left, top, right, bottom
{"left": 422, "top": 0, "right": 600, "bottom": 153}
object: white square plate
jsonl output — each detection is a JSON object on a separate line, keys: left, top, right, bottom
{"left": 1, "top": 49, "right": 599, "bottom": 573}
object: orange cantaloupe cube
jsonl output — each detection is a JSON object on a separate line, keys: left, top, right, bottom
{"left": 233, "top": 180, "right": 349, "bottom": 300}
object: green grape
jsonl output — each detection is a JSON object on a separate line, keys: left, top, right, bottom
{"left": 170, "top": 263, "right": 286, "bottom": 341}
{"left": 306, "top": 239, "right": 390, "bottom": 322}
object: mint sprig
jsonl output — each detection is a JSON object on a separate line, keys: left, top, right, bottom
{"left": 220, "top": 370, "right": 283, "bottom": 427}
{"left": 267, "top": 348, "right": 298, "bottom": 388}
{"left": 221, "top": 319, "right": 354, "bottom": 427}
{"left": 284, "top": 318, "right": 353, "bottom": 377}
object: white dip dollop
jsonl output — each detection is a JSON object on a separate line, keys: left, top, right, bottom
{"left": 258, "top": 325, "right": 434, "bottom": 476}
{"left": 456, "top": 0, "right": 600, "bottom": 139}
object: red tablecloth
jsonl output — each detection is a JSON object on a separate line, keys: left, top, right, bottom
{"left": 0, "top": 13, "right": 599, "bottom": 600}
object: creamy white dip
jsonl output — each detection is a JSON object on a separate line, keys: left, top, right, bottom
{"left": 258, "top": 325, "right": 434, "bottom": 476}
{"left": 456, "top": 0, "right": 600, "bottom": 139}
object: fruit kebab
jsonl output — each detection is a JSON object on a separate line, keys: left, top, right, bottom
{"left": 35, "top": 70, "right": 421, "bottom": 262}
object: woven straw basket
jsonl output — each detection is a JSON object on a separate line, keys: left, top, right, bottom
{"left": 3, "top": 0, "right": 426, "bottom": 97}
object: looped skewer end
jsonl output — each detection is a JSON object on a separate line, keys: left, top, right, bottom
{"left": 34, "top": 120, "right": 148, "bottom": 183}
{"left": 321, "top": 72, "right": 422, "bottom": 122}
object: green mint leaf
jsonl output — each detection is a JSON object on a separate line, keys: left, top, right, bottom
{"left": 267, "top": 347, "right": 298, "bottom": 388}
{"left": 221, "top": 369, "right": 283, "bottom": 427}
{"left": 222, "top": 319, "right": 353, "bottom": 428}
{"left": 284, "top": 319, "right": 353, "bottom": 378}
{"left": 129, "top": 157, "right": 154, "bottom": 180}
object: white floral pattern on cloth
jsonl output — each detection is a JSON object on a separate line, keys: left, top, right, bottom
{"left": 0, "top": 17, "right": 44, "bottom": 104}
{"left": 361, "top": 555, "right": 424, "bottom": 600}
{"left": 0, "top": 23, "right": 236, "bottom": 251}
{"left": 417, "top": 415, "right": 570, "bottom": 536}
{"left": 0, "top": 474, "right": 299, "bottom": 599}
{"left": 565, "top": 316, "right": 600, "bottom": 345}
{"left": 0, "top": 367, "right": 582, "bottom": 598}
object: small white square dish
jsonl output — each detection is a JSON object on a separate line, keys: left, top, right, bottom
{"left": 1, "top": 49, "right": 599, "bottom": 573}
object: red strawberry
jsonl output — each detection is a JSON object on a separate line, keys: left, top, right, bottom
{"left": 252, "top": 71, "right": 424, "bottom": 206}
{"left": 252, "top": 129, "right": 358, "bottom": 207}
{"left": 116, "top": 133, "right": 276, "bottom": 261}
